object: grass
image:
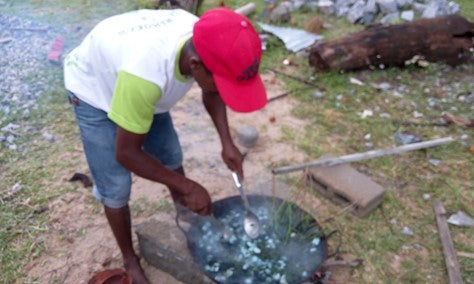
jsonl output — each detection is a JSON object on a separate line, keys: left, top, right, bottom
{"left": 1, "top": 0, "right": 473, "bottom": 283}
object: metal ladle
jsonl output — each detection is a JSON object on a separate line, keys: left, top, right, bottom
{"left": 231, "top": 172, "right": 261, "bottom": 239}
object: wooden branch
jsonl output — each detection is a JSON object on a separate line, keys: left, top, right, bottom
{"left": 432, "top": 200, "right": 464, "bottom": 284}
{"left": 269, "top": 68, "right": 326, "bottom": 91}
{"left": 272, "top": 137, "right": 454, "bottom": 175}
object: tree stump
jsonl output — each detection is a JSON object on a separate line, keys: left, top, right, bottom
{"left": 309, "top": 15, "right": 474, "bottom": 72}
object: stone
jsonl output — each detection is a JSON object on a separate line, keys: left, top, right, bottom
{"left": 380, "top": 12, "right": 400, "bottom": 25}
{"left": 446, "top": 1, "right": 460, "bottom": 14}
{"left": 304, "top": 1, "right": 319, "bottom": 11}
{"left": 135, "top": 213, "right": 214, "bottom": 284}
{"left": 270, "top": 1, "right": 293, "bottom": 23}
{"left": 6, "top": 135, "right": 15, "bottom": 143}
{"left": 402, "top": 226, "right": 414, "bottom": 236}
{"left": 401, "top": 10, "right": 414, "bottom": 21}
{"left": 335, "top": 0, "right": 356, "bottom": 16}
{"left": 365, "top": 0, "right": 379, "bottom": 14}
{"left": 318, "top": 0, "right": 336, "bottom": 15}
{"left": 413, "top": 2, "right": 427, "bottom": 13}
{"left": 236, "top": 125, "right": 259, "bottom": 148}
{"left": 422, "top": 0, "right": 442, "bottom": 18}
{"left": 42, "top": 131, "right": 55, "bottom": 142}
{"left": 376, "top": 0, "right": 398, "bottom": 14}
{"left": 347, "top": 0, "right": 367, "bottom": 23}
{"left": 396, "top": 0, "right": 412, "bottom": 8}
{"left": 306, "top": 157, "right": 387, "bottom": 217}
{"left": 312, "top": 91, "right": 324, "bottom": 99}
{"left": 360, "top": 13, "right": 376, "bottom": 25}
{"left": 292, "top": 0, "right": 307, "bottom": 10}
{"left": 11, "top": 183, "right": 23, "bottom": 192}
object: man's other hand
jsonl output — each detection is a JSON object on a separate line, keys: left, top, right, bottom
{"left": 181, "top": 180, "right": 212, "bottom": 215}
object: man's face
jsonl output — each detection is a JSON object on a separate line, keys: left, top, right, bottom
{"left": 191, "top": 62, "right": 218, "bottom": 93}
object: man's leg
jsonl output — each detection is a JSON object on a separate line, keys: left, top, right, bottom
{"left": 104, "top": 205, "right": 149, "bottom": 284}
{"left": 67, "top": 91, "right": 150, "bottom": 283}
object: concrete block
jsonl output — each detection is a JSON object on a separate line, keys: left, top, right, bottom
{"left": 135, "top": 213, "right": 213, "bottom": 284}
{"left": 305, "top": 158, "right": 386, "bottom": 217}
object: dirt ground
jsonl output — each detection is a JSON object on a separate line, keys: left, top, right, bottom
{"left": 26, "top": 74, "right": 328, "bottom": 283}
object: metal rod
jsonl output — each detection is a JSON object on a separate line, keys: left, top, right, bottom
{"left": 272, "top": 137, "right": 455, "bottom": 175}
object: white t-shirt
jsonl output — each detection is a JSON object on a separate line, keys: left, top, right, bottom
{"left": 64, "top": 9, "right": 198, "bottom": 134}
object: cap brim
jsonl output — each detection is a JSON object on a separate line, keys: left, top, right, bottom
{"left": 213, "top": 74, "right": 267, "bottom": 113}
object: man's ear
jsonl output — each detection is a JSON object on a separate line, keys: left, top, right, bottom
{"left": 189, "top": 56, "right": 203, "bottom": 71}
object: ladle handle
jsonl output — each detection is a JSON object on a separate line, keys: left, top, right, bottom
{"left": 231, "top": 172, "right": 251, "bottom": 210}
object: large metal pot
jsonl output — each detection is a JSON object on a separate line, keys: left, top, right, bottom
{"left": 178, "top": 195, "right": 330, "bottom": 284}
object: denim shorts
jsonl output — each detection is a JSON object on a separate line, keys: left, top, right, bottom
{"left": 67, "top": 91, "right": 183, "bottom": 208}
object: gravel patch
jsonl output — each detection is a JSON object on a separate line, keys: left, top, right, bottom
{"left": 0, "top": 12, "right": 64, "bottom": 118}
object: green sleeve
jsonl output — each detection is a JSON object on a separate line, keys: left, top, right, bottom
{"left": 108, "top": 71, "right": 162, "bottom": 134}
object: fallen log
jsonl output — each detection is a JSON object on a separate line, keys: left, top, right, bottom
{"left": 309, "top": 15, "right": 474, "bottom": 72}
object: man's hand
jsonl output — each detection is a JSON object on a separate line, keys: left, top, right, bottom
{"left": 222, "top": 143, "right": 244, "bottom": 179}
{"left": 180, "top": 179, "right": 212, "bottom": 216}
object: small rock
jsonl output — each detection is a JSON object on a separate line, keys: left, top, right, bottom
{"left": 377, "top": 0, "right": 398, "bottom": 14}
{"left": 42, "top": 131, "right": 55, "bottom": 142}
{"left": 312, "top": 91, "right": 324, "bottom": 99}
{"left": 336, "top": 94, "right": 344, "bottom": 100}
{"left": 380, "top": 12, "right": 400, "bottom": 25}
{"left": 365, "top": 142, "right": 374, "bottom": 148}
{"left": 236, "top": 125, "right": 259, "bottom": 148}
{"left": 350, "top": 77, "right": 364, "bottom": 86}
{"left": 390, "top": 218, "right": 397, "bottom": 225}
{"left": 413, "top": 243, "right": 422, "bottom": 250}
{"left": 8, "top": 144, "right": 17, "bottom": 151}
{"left": 394, "top": 132, "right": 422, "bottom": 145}
{"left": 270, "top": 1, "right": 292, "bottom": 23}
{"left": 423, "top": 193, "right": 431, "bottom": 200}
{"left": 318, "top": 0, "right": 336, "bottom": 15}
{"left": 413, "top": 111, "right": 423, "bottom": 118}
{"left": 413, "top": 2, "right": 427, "bottom": 13}
{"left": 11, "top": 183, "right": 23, "bottom": 192}
{"left": 380, "top": 113, "right": 391, "bottom": 118}
{"left": 6, "top": 135, "right": 15, "bottom": 143}
{"left": 347, "top": 0, "right": 367, "bottom": 23}
{"left": 1, "top": 123, "right": 20, "bottom": 132}
{"left": 401, "top": 10, "right": 414, "bottom": 21}
{"left": 0, "top": 135, "right": 5, "bottom": 142}
{"left": 428, "top": 159, "right": 440, "bottom": 166}
{"left": 360, "top": 109, "right": 373, "bottom": 118}
{"left": 364, "top": 133, "right": 372, "bottom": 140}
{"left": 372, "top": 82, "right": 392, "bottom": 91}
{"left": 402, "top": 226, "right": 414, "bottom": 236}
{"left": 396, "top": 0, "right": 413, "bottom": 8}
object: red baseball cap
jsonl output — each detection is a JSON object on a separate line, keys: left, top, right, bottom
{"left": 193, "top": 8, "right": 267, "bottom": 113}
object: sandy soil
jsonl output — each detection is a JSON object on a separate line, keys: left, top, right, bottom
{"left": 27, "top": 74, "right": 326, "bottom": 283}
